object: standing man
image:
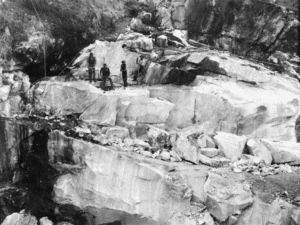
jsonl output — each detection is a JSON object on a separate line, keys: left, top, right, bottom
{"left": 120, "top": 60, "right": 128, "bottom": 88}
{"left": 100, "top": 63, "right": 114, "bottom": 90}
{"left": 87, "top": 52, "right": 96, "bottom": 83}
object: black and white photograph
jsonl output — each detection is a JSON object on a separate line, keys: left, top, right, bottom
{"left": 0, "top": 0, "right": 299, "bottom": 224}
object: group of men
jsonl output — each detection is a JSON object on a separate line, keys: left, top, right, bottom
{"left": 87, "top": 52, "right": 147, "bottom": 89}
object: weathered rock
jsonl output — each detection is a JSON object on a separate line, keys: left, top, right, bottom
{"left": 236, "top": 197, "right": 295, "bottom": 225}
{"left": 247, "top": 139, "right": 273, "bottom": 164}
{"left": 197, "top": 134, "right": 215, "bottom": 149}
{"left": 1, "top": 212, "right": 37, "bottom": 225}
{"left": 39, "top": 217, "right": 53, "bottom": 225}
{"left": 101, "top": 11, "right": 116, "bottom": 29}
{"left": 296, "top": 116, "right": 300, "bottom": 143}
{"left": 157, "top": 35, "right": 168, "bottom": 47}
{"left": 198, "top": 154, "right": 231, "bottom": 167}
{"left": 204, "top": 170, "right": 253, "bottom": 221}
{"left": 73, "top": 40, "right": 140, "bottom": 79}
{"left": 138, "top": 11, "right": 152, "bottom": 25}
{"left": 260, "top": 139, "right": 300, "bottom": 165}
{"left": 50, "top": 131, "right": 195, "bottom": 225}
{"left": 200, "top": 148, "right": 219, "bottom": 158}
{"left": 118, "top": 32, "right": 153, "bottom": 51}
{"left": 0, "top": 85, "right": 10, "bottom": 102}
{"left": 79, "top": 94, "right": 118, "bottom": 126}
{"left": 130, "top": 18, "right": 152, "bottom": 34}
{"left": 291, "top": 209, "right": 300, "bottom": 225}
{"left": 125, "top": 98, "right": 174, "bottom": 124}
{"left": 194, "top": 92, "right": 242, "bottom": 134}
{"left": 187, "top": 0, "right": 298, "bottom": 58}
{"left": 160, "top": 151, "right": 171, "bottom": 161}
{"left": 0, "top": 95, "right": 22, "bottom": 117}
{"left": 198, "top": 212, "right": 215, "bottom": 225}
{"left": 149, "top": 86, "right": 196, "bottom": 128}
{"left": 172, "top": 134, "right": 200, "bottom": 164}
{"left": 106, "top": 126, "right": 130, "bottom": 140}
{"left": 147, "top": 125, "right": 170, "bottom": 147}
{"left": 214, "top": 132, "right": 247, "bottom": 161}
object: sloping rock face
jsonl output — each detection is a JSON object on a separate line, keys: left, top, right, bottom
{"left": 49, "top": 131, "right": 194, "bottom": 225}
{"left": 186, "top": 0, "right": 298, "bottom": 58}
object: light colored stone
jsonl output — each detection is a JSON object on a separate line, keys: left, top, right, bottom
{"left": 1, "top": 212, "right": 37, "bottom": 225}
{"left": 147, "top": 125, "right": 170, "bottom": 147}
{"left": 236, "top": 197, "right": 295, "bottom": 225}
{"left": 160, "top": 151, "right": 171, "bottom": 161}
{"left": 106, "top": 126, "right": 129, "bottom": 139}
{"left": 198, "top": 154, "right": 231, "bottom": 167}
{"left": 291, "top": 209, "right": 300, "bottom": 225}
{"left": 214, "top": 132, "right": 247, "bottom": 161}
{"left": 125, "top": 98, "right": 174, "bottom": 124}
{"left": 39, "top": 217, "right": 53, "bottom": 225}
{"left": 50, "top": 131, "right": 193, "bottom": 225}
{"left": 118, "top": 32, "right": 153, "bottom": 51}
{"left": 197, "top": 134, "right": 216, "bottom": 149}
{"left": 204, "top": 170, "right": 253, "bottom": 221}
{"left": 247, "top": 139, "right": 273, "bottom": 164}
{"left": 72, "top": 40, "right": 139, "bottom": 78}
{"left": 157, "top": 35, "right": 168, "bottom": 47}
{"left": 172, "top": 134, "right": 200, "bottom": 164}
{"left": 198, "top": 212, "right": 215, "bottom": 225}
{"left": 0, "top": 85, "right": 10, "bottom": 102}
{"left": 200, "top": 148, "right": 219, "bottom": 158}
{"left": 260, "top": 139, "right": 300, "bottom": 165}
{"left": 130, "top": 18, "right": 152, "bottom": 34}
{"left": 79, "top": 94, "right": 118, "bottom": 126}
{"left": 149, "top": 86, "right": 196, "bottom": 128}
{"left": 0, "top": 95, "right": 22, "bottom": 117}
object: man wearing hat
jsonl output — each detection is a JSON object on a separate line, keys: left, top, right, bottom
{"left": 120, "top": 60, "right": 128, "bottom": 87}
{"left": 87, "top": 52, "right": 96, "bottom": 83}
{"left": 100, "top": 63, "right": 114, "bottom": 90}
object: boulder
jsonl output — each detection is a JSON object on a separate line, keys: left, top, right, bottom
{"left": 106, "top": 126, "right": 130, "bottom": 140}
{"left": 147, "top": 125, "right": 170, "bottom": 148}
{"left": 160, "top": 151, "right": 171, "bottom": 161}
{"left": 291, "top": 209, "right": 300, "bottom": 225}
{"left": 246, "top": 139, "right": 273, "bottom": 164}
{"left": 118, "top": 32, "right": 153, "bottom": 51}
{"left": 172, "top": 134, "right": 200, "bottom": 164}
{"left": 198, "top": 212, "right": 215, "bottom": 225}
{"left": 260, "top": 139, "right": 300, "bottom": 165}
{"left": 101, "top": 11, "right": 116, "bottom": 29}
{"left": 200, "top": 148, "right": 219, "bottom": 158}
{"left": 236, "top": 197, "right": 295, "bottom": 225}
{"left": 130, "top": 18, "right": 152, "bottom": 34}
{"left": 1, "top": 212, "right": 37, "bottom": 225}
{"left": 125, "top": 98, "right": 174, "bottom": 124}
{"left": 0, "top": 85, "right": 10, "bottom": 102}
{"left": 204, "top": 170, "right": 253, "bottom": 221}
{"left": 39, "top": 217, "right": 53, "bottom": 225}
{"left": 197, "top": 134, "right": 215, "bottom": 149}
{"left": 138, "top": 11, "right": 152, "bottom": 25}
{"left": 157, "top": 35, "right": 168, "bottom": 47}
{"left": 0, "top": 95, "right": 22, "bottom": 117}
{"left": 198, "top": 154, "right": 231, "bottom": 167}
{"left": 213, "top": 132, "right": 247, "bottom": 161}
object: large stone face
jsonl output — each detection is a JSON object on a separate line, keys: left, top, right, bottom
{"left": 204, "top": 169, "right": 253, "bottom": 222}
{"left": 125, "top": 98, "right": 175, "bottom": 124}
{"left": 149, "top": 86, "right": 196, "bottom": 128}
{"left": 213, "top": 132, "right": 247, "bottom": 161}
{"left": 260, "top": 139, "right": 300, "bottom": 165}
{"left": 49, "top": 131, "right": 195, "bottom": 225}
{"left": 186, "top": 0, "right": 298, "bottom": 58}
{"left": 72, "top": 40, "right": 140, "bottom": 80}
{"left": 246, "top": 139, "right": 273, "bottom": 164}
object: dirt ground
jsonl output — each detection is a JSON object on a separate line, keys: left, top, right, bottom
{"left": 245, "top": 168, "right": 300, "bottom": 205}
